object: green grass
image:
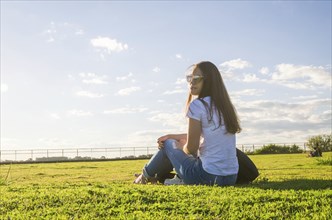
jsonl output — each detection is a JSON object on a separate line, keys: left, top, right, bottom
{"left": 316, "top": 156, "right": 332, "bottom": 166}
{"left": 1, "top": 153, "right": 331, "bottom": 219}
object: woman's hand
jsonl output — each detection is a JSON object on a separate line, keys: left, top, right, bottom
{"left": 157, "top": 134, "right": 187, "bottom": 150}
{"left": 157, "top": 135, "right": 169, "bottom": 149}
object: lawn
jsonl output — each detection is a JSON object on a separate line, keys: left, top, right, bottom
{"left": 1, "top": 153, "right": 331, "bottom": 219}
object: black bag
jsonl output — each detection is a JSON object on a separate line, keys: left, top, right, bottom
{"left": 236, "top": 149, "right": 259, "bottom": 184}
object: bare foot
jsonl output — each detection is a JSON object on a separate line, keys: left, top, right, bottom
{"left": 133, "top": 174, "right": 148, "bottom": 184}
{"left": 133, "top": 173, "right": 158, "bottom": 184}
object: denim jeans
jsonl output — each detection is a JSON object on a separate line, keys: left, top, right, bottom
{"left": 143, "top": 139, "right": 237, "bottom": 186}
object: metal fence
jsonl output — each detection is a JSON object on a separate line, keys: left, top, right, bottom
{"left": 0, "top": 146, "right": 157, "bottom": 163}
{"left": 237, "top": 142, "right": 308, "bottom": 153}
{"left": 0, "top": 142, "right": 309, "bottom": 163}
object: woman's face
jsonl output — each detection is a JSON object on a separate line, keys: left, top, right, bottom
{"left": 188, "top": 67, "right": 204, "bottom": 96}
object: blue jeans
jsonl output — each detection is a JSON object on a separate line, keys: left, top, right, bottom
{"left": 143, "top": 139, "right": 237, "bottom": 186}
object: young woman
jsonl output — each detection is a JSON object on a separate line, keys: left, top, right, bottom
{"left": 134, "top": 61, "right": 241, "bottom": 186}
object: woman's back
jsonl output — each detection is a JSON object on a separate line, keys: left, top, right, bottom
{"left": 187, "top": 96, "right": 239, "bottom": 176}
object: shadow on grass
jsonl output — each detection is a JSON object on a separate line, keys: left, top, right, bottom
{"left": 244, "top": 179, "right": 332, "bottom": 190}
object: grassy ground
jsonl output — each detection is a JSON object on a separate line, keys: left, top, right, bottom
{"left": 1, "top": 153, "right": 331, "bottom": 219}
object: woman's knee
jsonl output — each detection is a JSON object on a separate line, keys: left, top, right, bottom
{"left": 163, "top": 139, "right": 177, "bottom": 150}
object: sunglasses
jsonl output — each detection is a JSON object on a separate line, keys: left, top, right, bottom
{"left": 186, "top": 75, "right": 204, "bottom": 84}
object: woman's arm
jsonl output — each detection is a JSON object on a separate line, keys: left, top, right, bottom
{"left": 157, "top": 118, "right": 201, "bottom": 154}
{"left": 183, "top": 118, "right": 201, "bottom": 155}
{"left": 157, "top": 134, "right": 187, "bottom": 145}
{"left": 166, "top": 134, "right": 187, "bottom": 141}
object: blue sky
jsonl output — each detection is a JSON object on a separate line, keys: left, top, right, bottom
{"left": 1, "top": 1, "right": 331, "bottom": 150}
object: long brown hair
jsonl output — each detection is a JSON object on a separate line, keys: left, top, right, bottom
{"left": 186, "top": 61, "right": 241, "bottom": 134}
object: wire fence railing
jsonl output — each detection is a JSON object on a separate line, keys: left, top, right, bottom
{"left": 237, "top": 142, "right": 309, "bottom": 153}
{"left": 0, "top": 142, "right": 309, "bottom": 163}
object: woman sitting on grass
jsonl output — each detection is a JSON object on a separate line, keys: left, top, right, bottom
{"left": 134, "top": 61, "right": 241, "bottom": 186}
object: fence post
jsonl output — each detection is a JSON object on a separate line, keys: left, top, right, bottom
{"left": 76, "top": 149, "right": 78, "bottom": 158}
{"left": 62, "top": 149, "right": 64, "bottom": 157}
{"left": 31, "top": 150, "right": 33, "bottom": 160}
{"left": 47, "top": 150, "right": 49, "bottom": 158}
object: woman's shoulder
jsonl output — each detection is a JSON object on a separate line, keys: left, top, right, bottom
{"left": 192, "top": 96, "right": 211, "bottom": 106}
{"left": 201, "top": 96, "right": 211, "bottom": 103}
{"left": 189, "top": 96, "right": 211, "bottom": 110}
{"left": 192, "top": 96, "right": 211, "bottom": 103}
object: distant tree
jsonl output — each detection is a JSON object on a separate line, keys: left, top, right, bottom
{"left": 307, "top": 134, "right": 332, "bottom": 152}
{"left": 36, "top": 156, "right": 68, "bottom": 162}
{"left": 289, "top": 144, "right": 303, "bottom": 153}
{"left": 254, "top": 144, "right": 303, "bottom": 154}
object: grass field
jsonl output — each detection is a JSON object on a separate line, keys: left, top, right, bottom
{"left": 1, "top": 153, "right": 331, "bottom": 219}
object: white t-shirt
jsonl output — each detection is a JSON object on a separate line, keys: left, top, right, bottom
{"left": 186, "top": 96, "right": 239, "bottom": 176}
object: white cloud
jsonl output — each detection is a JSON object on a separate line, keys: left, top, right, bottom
{"left": 292, "top": 95, "right": 318, "bottom": 100}
{"left": 237, "top": 99, "right": 331, "bottom": 132}
{"left": 271, "top": 64, "right": 331, "bottom": 88}
{"left": 218, "top": 58, "right": 252, "bottom": 81}
{"left": 67, "top": 74, "right": 75, "bottom": 80}
{"left": 103, "top": 107, "right": 148, "bottom": 114}
{"left": 67, "top": 109, "right": 93, "bottom": 117}
{"left": 163, "top": 89, "right": 187, "bottom": 95}
{"left": 47, "top": 37, "right": 55, "bottom": 43}
{"left": 149, "top": 112, "right": 187, "bottom": 131}
{"left": 76, "top": 90, "right": 104, "bottom": 98}
{"left": 148, "top": 81, "right": 159, "bottom": 87}
{"left": 126, "top": 129, "right": 180, "bottom": 147}
{"left": 220, "top": 58, "right": 252, "bottom": 70}
{"left": 175, "top": 78, "right": 186, "bottom": 85}
{"left": 0, "top": 137, "right": 22, "bottom": 149}
{"left": 50, "top": 113, "right": 61, "bottom": 120}
{"left": 152, "top": 67, "right": 161, "bottom": 73}
{"left": 116, "top": 86, "right": 141, "bottom": 96}
{"left": 116, "top": 72, "right": 133, "bottom": 81}
{"left": 75, "top": 29, "right": 84, "bottom": 35}
{"left": 79, "top": 72, "right": 108, "bottom": 84}
{"left": 259, "top": 67, "right": 269, "bottom": 75}
{"left": 175, "top": 54, "right": 182, "bottom": 59}
{"left": 219, "top": 70, "right": 238, "bottom": 80}
{"left": 38, "top": 138, "right": 65, "bottom": 145}
{"left": 100, "top": 53, "right": 106, "bottom": 61}
{"left": 241, "top": 63, "right": 331, "bottom": 90}
{"left": 232, "top": 89, "right": 265, "bottom": 97}
{"left": 42, "top": 21, "right": 84, "bottom": 42}
{"left": 91, "top": 36, "right": 128, "bottom": 54}
{"left": 281, "top": 81, "right": 312, "bottom": 90}
{"left": 1, "top": 83, "right": 8, "bottom": 93}
{"left": 243, "top": 74, "right": 263, "bottom": 82}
